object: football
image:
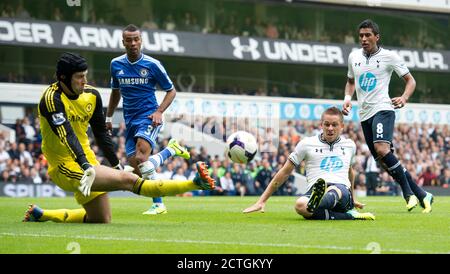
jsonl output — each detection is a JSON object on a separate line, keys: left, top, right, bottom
{"left": 225, "top": 131, "right": 258, "bottom": 164}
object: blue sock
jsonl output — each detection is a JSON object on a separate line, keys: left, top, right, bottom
{"left": 310, "top": 209, "right": 353, "bottom": 220}
{"left": 404, "top": 170, "right": 426, "bottom": 201}
{"left": 380, "top": 152, "right": 413, "bottom": 200}
{"left": 148, "top": 148, "right": 173, "bottom": 168}
{"left": 318, "top": 190, "right": 339, "bottom": 210}
{"left": 153, "top": 197, "right": 162, "bottom": 203}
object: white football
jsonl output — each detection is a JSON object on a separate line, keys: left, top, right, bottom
{"left": 225, "top": 131, "right": 258, "bottom": 164}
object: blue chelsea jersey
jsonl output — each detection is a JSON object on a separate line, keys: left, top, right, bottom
{"left": 110, "top": 53, "right": 174, "bottom": 125}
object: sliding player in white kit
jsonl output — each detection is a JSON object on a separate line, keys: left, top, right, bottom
{"left": 244, "top": 107, "right": 375, "bottom": 220}
{"left": 342, "top": 19, "right": 433, "bottom": 213}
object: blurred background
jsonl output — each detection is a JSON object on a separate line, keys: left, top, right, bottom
{"left": 0, "top": 0, "right": 448, "bottom": 198}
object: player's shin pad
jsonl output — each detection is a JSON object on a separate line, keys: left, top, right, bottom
{"left": 132, "top": 178, "right": 198, "bottom": 197}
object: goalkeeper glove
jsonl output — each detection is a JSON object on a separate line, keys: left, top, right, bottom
{"left": 79, "top": 164, "right": 96, "bottom": 197}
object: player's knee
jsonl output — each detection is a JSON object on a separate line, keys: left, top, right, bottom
{"left": 120, "top": 172, "right": 138, "bottom": 191}
{"left": 327, "top": 186, "right": 342, "bottom": 199}
{"left": 100, "top": 215, "right": 111, "bottom": 224}
{"left": 135, "top": 143, "right": 152, "bottom": 164}
{"left": 86, "top": 214, "right": 111, "bottom": 224}
{"left": 374, "top": 144, "right": 390, "bottom": 157}
{"left": 374, "top": 148, "right": 387, "bottom": 157}
{"left": 294, "top": 198, "right": 310, "bottom": 217}
{"left": 134, "top": 153, "right": 148, "bottom": 164}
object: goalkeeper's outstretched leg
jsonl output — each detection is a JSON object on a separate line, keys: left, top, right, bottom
{"left": 88, "top": 161, "right": 215, "bottom": 196}
{"left": 23, "top": 161, "right": 215, "bottom": 224}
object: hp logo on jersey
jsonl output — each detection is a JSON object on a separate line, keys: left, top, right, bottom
{"left": 359, "top": 72, "right": 377, "bottom": 92}
{"left": 320, "top": 156, "right": 343, "bottom": 172}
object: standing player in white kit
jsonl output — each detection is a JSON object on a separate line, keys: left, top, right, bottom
{"left": 342, "top": 19, "right": 433, "bottom": 213}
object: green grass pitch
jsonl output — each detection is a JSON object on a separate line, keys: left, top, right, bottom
{"left": 0, "top": 196, "right": 449, "bottom": 254}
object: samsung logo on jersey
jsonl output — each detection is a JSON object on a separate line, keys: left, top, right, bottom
{"left": 118, "top": 78, "right": 149, "bottom": 85}
{"left": 232, "top": 37, "right": 344, "bottom": 64}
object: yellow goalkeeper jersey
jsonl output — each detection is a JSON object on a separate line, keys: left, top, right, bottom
{"left": 38, "top": 82, "right": 118, "bottom": 174}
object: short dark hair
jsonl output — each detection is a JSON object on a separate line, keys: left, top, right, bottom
{"left": 358, "top": 19, "right": 380, "bottom": 35}
{"left": 321, "top": 106, "right": 344, "bottom": 123}
{"left": 123, "top": 24, "right": 139, "bottom": 33}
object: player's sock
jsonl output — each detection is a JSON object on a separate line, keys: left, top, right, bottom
{"left": 132, "top": 178, "right": 197, "bottom": 197}
{"left": 380, "top": 152, "right": 414, "bottom": 200}
{"left": 318, "top": 189, "right": 339, "bottom": 210}
{"left": 41, "top": 208, "right": 86, "bottom": 223}
{"left": 147, "top": 152, "right": 171, "bottom": 205}
{"left": 310, "top": 209, "right": 353, "bottom": 220}
{"left": 140, "top": 149, "right": 173, "bottom": 180}
{"left": 145, "top": 146, "right": 183, "bottom": 206}
{"left": 404, "top": 170, "right": 427, "bottom": 202}
{"left": 149, "top": 148, "right": 173, "bottom": 170}
{"left": 163, "top": 147, "right": 177, "bottom": 158}
{"left": 138, "top": 160, "right": 156, "bottom": 180}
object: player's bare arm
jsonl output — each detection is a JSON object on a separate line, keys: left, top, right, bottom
{"left": 391, "top": 73, "right": 416, "bottom": 109}
{"left": 349, "top": 167, "right": 365, "bottom": 209}
{"left": 105, "top": 88, "right": 121, "bottom": 132}
{"left": 149, "top": 88, "right": 176, "bottom": 126}
{"left": 342, "top": 78, "right": 355, "bottom": 115}
{"left": 89, "top": 89, "right": 120, "bottom": 168}
{"left": 243, "top": 160, "right": 295, "bottom": 213}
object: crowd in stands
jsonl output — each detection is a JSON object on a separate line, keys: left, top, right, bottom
{"left": 1, "top": 1, "right": 447, "bottom": 50}
{"left": 1, "top": 2, "right": 447, "bottom": 105}
{"left": 1, "top": 112, "right": 448, "bottom": 198}
{"left": 167, "top": 114, "right": 449, "bottom": 195}
{"left": 0, "top": 2, "right": 448, "bottom": 197}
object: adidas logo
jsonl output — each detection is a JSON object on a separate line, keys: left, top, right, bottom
{"left": 118, "top": 70, "right": 124, "bottom": 75}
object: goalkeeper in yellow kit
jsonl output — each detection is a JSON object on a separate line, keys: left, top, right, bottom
{"left": 23, "top": 52, "right": 215, "bottom": 223}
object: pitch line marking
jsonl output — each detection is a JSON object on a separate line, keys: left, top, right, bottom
{"left": 1, "top": 232, "right": 448, "bottom": 254}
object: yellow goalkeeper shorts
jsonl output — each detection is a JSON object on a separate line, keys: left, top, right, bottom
{"left": 48, "top": 161, "right": 105, "bottom": 205}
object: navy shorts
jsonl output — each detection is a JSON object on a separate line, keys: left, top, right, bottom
{"left": 361, "top": 110, "right": 395, "bottom": 159}
{"left": 125, "top": 120, "right": 162, "bottom": 157}
{"left": 302, "top": 183, "right": 354, "bottom": 213}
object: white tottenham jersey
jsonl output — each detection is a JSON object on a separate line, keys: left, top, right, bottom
{"left": 347, "top": 47, "right": 410, "bottom": 121}
{"left": 289, "top": 134, "right": 356, "bottom": 191}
